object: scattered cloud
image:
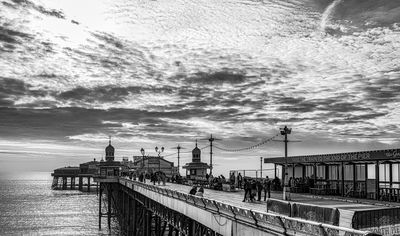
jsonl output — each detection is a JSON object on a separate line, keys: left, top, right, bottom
{"left": 0, "top": 0, "right": 399, "bottom": 174}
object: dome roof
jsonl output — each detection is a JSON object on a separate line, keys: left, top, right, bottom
{"left": 192, "top": 140, "right": 200, "bottom": 153}
{"left": 105, "top": 139, "right": 114, "bottom": 152}
{"left": 106, "top": 144, "right": 114, "bottom": 151}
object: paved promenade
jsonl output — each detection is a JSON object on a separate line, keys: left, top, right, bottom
{"left": 150, "top": 181, "right": 398, "bottom": 213}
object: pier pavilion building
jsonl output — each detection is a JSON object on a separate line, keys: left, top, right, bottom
{"left": 99, "top": 139, "right": 121, "bottom": 179}
{"left": 183, "top": 141, "right": 210, "bottom": 180}
{"left": 264, "top": 148, "right": 400, "bottom": 202}
{"left": 132, "top": 155, "right": 178, "bottom": 178}
{"left": 52, "top": 158, "right": 100, "bottom": 191}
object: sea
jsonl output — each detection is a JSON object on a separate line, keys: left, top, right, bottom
{"left": 0, "top": 172, "right": 118, "bottom": 236}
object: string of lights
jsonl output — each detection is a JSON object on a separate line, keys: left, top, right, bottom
{"left": 213, "top": 133, "right": 280, "bottom": 152}
{"left": 163, "top": 145, "right": 210, "bottom": 157}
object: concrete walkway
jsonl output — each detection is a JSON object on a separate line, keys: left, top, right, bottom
{"left": 150, "top": 182, "right": 398, "bottom": 213}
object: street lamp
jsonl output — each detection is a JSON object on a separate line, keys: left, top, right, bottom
{"left": 140, "top": 148, "right": 145, "bottom": 173}
{"left": 155, "top": 146, "right": 164, "bottom": 172}
{"left": 280, "top": 126, "right": 291, "bottom": 201}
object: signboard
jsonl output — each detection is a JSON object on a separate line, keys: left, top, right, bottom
{"left": 148, "top": 158, "right": 160, "bottom": 165}
{"left": 265, "top": 148, "right": 400, "bottom": 164}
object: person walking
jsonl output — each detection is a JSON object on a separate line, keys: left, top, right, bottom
{"left": 161, "top": 172, "right": 166, "bottom": 186}
{"left": 151, "top": 173, "right": 157, "bottom": 185}
{"left": 242, "top": 179, "right": 251, "bottom": 202}
{"left": 250, "top": 180, "right": 257, "bottom": 202}
{"left": 264, "top": 176, "right": 271, "bottom": 201}
{"left": 157, "top": 172, "right": 161, "bottom": 185}
{"left": 256, "top": 180, "right": 263, "bottom": 201}
{"left": 237, "top": 173, "right": 243, "bottom": 189}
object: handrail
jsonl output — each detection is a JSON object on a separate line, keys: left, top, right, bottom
{"left": 118, "top": 178, "right": 378, "bottom": 236}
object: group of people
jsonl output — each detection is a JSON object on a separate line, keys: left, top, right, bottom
{"left": 242, "top": 176, "right": 271, "bottom": 202}
{"left": 137, "top": 171, "right": 167, "bottom": 186}
{"left": 189, "top": 186, "right": 205, "bottom": 197}
{"left": 206, "top": 174, "right": 227, "bottom": 190}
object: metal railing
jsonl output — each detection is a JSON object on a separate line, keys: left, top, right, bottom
{"left": 119, "top": 178, "right": 379, "bottom": 236}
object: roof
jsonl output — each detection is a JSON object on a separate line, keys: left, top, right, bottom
{"left": 133, "top": 156, "right": 174, "bottom": 165}
{"left": 54, "top": 166, "right": 80, "bottom": 171}
{"left": 105, "top": 143, "right": 114, "bottom": 151}
{"left": 80, "top": 161, "right": 99, "bottom": 166}
{"left": 53, "top": 166, "right": 80, "bottom": 176}
{"left": 182, "top": 162, "right": 210, "bottom": 169}
{"left": 264, "top": 148, "right": 400, "bottom": 165}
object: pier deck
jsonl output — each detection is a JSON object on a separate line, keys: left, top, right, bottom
{"left": 117, "top": 178, "right": 377, "bottom": 236}
{"left": 155, "top": 182, "right": 392, "bottom": 212}
{"left": 136, "top": 180, "right": 399, "bottom": 234}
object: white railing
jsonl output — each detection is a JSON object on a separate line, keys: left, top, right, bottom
{"left": 119, "top": 178, "right": 378, "bottom": 236}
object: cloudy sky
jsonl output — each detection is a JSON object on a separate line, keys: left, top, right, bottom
{"left": 0, "top": 0, "right": 399, "bottom": 175}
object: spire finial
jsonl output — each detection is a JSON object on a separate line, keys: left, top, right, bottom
{"left": 109, "top": 135, "right": 111, "bottom": 145}
{"left": 195, "top": 139, "right": 198, "bottom": 147}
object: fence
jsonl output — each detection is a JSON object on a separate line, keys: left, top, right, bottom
{"left": 230, "top": 168, "right": 279, "bottom": 179}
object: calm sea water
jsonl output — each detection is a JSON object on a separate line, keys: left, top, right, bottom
{"left": 0, "top": 172, "right": 117, "bottom": 236}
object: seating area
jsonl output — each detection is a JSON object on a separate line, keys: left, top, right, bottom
{"left": 379, "top": 188, "right": 400, "bottom": 202}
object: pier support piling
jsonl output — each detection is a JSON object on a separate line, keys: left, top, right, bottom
{"left": 79, "top": 177, "right": 83, "bottom": 191}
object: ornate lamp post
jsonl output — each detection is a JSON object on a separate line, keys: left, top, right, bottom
{"left": 140, "top": 148, "right": 145, "bottom": 173}
{"left": 155, "top": 146, "right": 164, "bottom": 172}
{"left": 280, "top": 126, "right": 292, "bottom": 201}
{"left": 260, "top": 156, "right": 263, "bottom": 179}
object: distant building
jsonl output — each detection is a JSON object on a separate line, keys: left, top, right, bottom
{"left": 183, "top": 141, "right": 210, "bottom": 180}
{"left": 79, "top": 158, "right": 99, "bottom": 175}
{"left": 133, "top": 156, "right": 178, "bottom": 178}
{"left": 99, "top": 139, "right": 121, "bottom": 178}
{"left": 105, "top": 140, "right": 115, "bottom": 162}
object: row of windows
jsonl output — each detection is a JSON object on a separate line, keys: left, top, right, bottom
{"left": 287, "top": 163, "right": 400, "bottom": 182}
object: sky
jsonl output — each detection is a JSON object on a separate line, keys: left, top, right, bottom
{"left": 0, "top": 0, "right": 400, "bottom": 175}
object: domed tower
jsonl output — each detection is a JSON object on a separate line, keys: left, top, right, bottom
{"left": 192, "top": 140, "right": 201, "bottom": 162}
{"left": 105, "top": 137, "right": 114, "bottom": 161}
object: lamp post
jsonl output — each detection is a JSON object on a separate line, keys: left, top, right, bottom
{"left": 280, "top": 126, "right": 292, "bottom": 201}
{"left": 260, "top": 157, "right": 263, "bottom": 179}
{"left": 155, "top": 146, "right": 164, "bottom": 172}
{"left": 140, "top": 148, "right": 145, "bottom": 173}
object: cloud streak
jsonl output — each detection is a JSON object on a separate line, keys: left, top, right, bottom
{"left": 0, "top": 0, "right": 399, "bottom": 174}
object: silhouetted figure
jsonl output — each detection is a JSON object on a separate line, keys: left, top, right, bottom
{"left": 250, "top": 180, "right": 257, "bottom": 202}
{"left": 157, "top": 172, "right": 161, "bottom": 185}
{"left": 139, "top": 173, "right": 144, "bottom": 182}
{"left": 151, "top": 173, "right": 157, "bottom": 185}
{"left": 237, "top": 173, "right": 243, "bottom": 189}
{"left": 242, "top": 179, "right": 251, "bottom": 202}
{"left": 275, "top": 177, "right": 282, "bottom": 190}
{"left": 264, "top": 176, "right": 271, "bottom": 201}
{"left": 189, "top": 186, "right": 197, "bottom": 195}
{"left": 256, "top": 180, "right": 263, "bottom": 201}
{"left": 230, "top": 173, "right": 235, "bottom": 185}
{"left": 195, "top": 187, "right": 204, "bottom": 197}
{"left": 161, "top": 172, "right": 166, "bottom": 186}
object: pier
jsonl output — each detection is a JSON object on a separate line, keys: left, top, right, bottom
{"left": 51, "top": 159, "right": 99, "bottom": 192}
{"left": 96, "top": 175, "right": 377, "bottom": 236}
{"left": 51, "top": 142, "right": 400, "bottom": 235}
